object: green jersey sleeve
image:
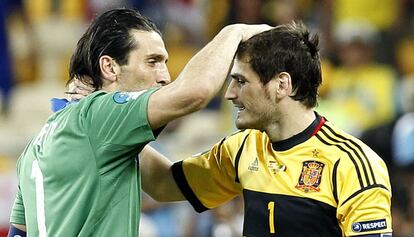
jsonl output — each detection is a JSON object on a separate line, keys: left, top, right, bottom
{"left": 10, "top": 185, "right": 25, "bottom": 225}
{"left": 83, "top": 88, "right": 159, "bottom": 148}
{"left": 10, "top": 155, "right": 26, "bottom": 225}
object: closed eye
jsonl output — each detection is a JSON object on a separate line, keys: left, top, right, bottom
{"left": 231, "top": 74, "right": 246, "bottom": 86}
{"left": 146, "top": 54, "right": 168, "bottom": 66}
{"left": 147, "top": 59, "right": 157, "bottom": 65}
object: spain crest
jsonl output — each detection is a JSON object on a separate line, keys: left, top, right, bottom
{"left": 295, "top": 161, "right": 325, "bottom": 193}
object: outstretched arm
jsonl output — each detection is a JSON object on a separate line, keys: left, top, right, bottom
{"left": 147, "top": 24, "right": 272, "bottom": 129}
{"left": 140, "top": 145, "right": 184, "bottom": 201}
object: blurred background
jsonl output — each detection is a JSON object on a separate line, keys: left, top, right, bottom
{"left": 0, "top": 0, "right": 414, "bottom": 236}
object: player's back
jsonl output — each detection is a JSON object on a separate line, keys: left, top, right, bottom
{"left": 11, "top": 91, "right": 156, "bottom": 236}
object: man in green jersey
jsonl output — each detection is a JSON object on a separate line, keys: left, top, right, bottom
{"left": 8, "top": 8, "right": 271, "bottom": 237}
{"left": 139, "top": 22, "right": 393, "bottom": 236}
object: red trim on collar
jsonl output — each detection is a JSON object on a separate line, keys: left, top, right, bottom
{"left": 311, "top": 116, "right": 325, "bottom": 136}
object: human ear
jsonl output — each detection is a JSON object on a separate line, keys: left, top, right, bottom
{"left": 275, "top": 72, "right": 292, "bottom": 98}
{"left": 99, "top": 55, "right": 117, "bottom": 82}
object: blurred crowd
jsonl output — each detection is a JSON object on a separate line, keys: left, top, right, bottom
{"left": 0, "top": 0, "right": 413, "bottom": 236}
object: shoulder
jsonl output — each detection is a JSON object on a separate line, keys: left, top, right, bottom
{"left": 316, "top": 121, "right": 389, "bottom": 175}
{"left": 83, "top": 88, "right": 157, "bottom": 104}
{"left": 76, "top": 88, "right": 158, "bottom": 112}
{"left": 223, "top": 129, "right": 267, "bottom": 144}
{"left": 317, "top": 121, "right": 379, "bottom": 160}
{"left": 111, "top": 89, "right": 158, "bottom": 104}
{"left": 217, "top": 129, "right": 268, "bottom": 154}
{"left": 321, "top": 122, "right": 390, "bottom": 187}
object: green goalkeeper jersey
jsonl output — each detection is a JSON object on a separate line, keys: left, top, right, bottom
{"left": 10, "top": 88, "right": 159, "bottom": 237}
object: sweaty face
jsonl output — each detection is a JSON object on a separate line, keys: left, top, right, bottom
{"left": 225, "top": 58, "right": 277, "bottom": 131}
{"left": 116, "top": 30, "right": 171, "bottom": 91}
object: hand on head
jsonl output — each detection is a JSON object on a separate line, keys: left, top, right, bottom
{"left": 66, "top": 78, "right": 94, "bottom": 101}
{"left": 238, "top": 24, "right": 273, "bottom": 41}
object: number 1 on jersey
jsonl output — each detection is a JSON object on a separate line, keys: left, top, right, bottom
{"left": 31, "top": 160, "right": 47, "bottom": 237}
{"left": 268, "top": 201, "right": 275, "bottom": 234}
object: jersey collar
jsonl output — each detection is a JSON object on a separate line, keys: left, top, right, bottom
{"left": 271, "top": 112, "right": 325, "bottom": 151}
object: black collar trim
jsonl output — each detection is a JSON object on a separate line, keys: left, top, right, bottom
{"left": 271, "top": 112, "right": 325, "bottom": 151}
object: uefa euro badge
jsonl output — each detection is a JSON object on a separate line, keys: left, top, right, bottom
{"left": 113, "top": 90, "right": 147, "bottom": 104}
{"left": 113, "top": 92, "right": 130, "bottom": 104}
{"left": 295, "top": 161, "right": 325, "bottom": 193}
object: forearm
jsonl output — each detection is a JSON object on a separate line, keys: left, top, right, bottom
{"left": 173, "top": 25, "right": 244, "bottom": 105}
{"left": 147, "top": 24, "right": 271, "bottom": 129}
{"left": 140, "top": 145, "right": 185, "bottom": 202}
{"left": 154, "top": 24, "right": 271, "bottom": 113}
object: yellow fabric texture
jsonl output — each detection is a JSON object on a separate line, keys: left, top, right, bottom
{"left": 317, "top": 124, "right": 393, "bottom": 235}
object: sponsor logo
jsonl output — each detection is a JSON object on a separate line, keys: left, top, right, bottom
{"left": 113, "top": 90, "right": 147, "bottom": 104}
{"left": 248, "top": 157, "right": 259, "bottom": 171}
{"left": 295, "top": 161, "right": 324, "bottom": 193}
{"left": 352, "top": 219, "right": 387, "bottom": 232}
{"left": 268, "top": 160, "right": 286, "bottom": 173}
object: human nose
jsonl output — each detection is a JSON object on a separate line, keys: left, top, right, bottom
{"left": 156, "top": 64, "right": 171, "bottom": 86}
{"left": 224, "top": 80, "right": 237, "bottom": 100}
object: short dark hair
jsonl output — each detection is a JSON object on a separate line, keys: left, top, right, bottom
{"left": 236, "top": 21, "right": 322, "bottom": 108}
{"left": 68, "top": 8, "right": 160, "bottom": 90}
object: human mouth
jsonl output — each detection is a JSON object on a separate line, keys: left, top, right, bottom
{"left": 234, "top": 104, "right": 245, "bottom": 113}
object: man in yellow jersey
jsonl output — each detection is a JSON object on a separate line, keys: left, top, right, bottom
{"left": 140, "top": 21, "right": 393, "bottom": 237}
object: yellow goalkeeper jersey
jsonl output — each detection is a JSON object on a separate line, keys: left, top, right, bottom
{"left": 172, "top": 113, "right": 392, "bottom": 237}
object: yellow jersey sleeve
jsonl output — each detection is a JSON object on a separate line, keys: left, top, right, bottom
{"left": 172, "top": 132, "right": 247, "bottom": 211}
{"left": 336, "top": 144, "right": 392, "bottom": 236}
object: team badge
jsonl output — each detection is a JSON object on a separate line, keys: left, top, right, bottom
{"left": 113, "top": 90, "right": 147, "bottom": 104}
{"left": 295, "top": 161, "right": 325, "bottom": 193}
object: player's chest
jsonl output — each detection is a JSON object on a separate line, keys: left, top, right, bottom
{"left": 236, "top": 146, "right": 337, "bottom": 206}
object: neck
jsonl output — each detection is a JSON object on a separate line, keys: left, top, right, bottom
{"left": 101, "top": 83, "right": 117, "bottom": 92}
{"left": 265, "top": 103, "right": 316, "bottom": 142}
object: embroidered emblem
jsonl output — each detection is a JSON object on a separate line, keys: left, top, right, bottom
{"left": 295, "top": 161, "right": 325, "bottom": 193}
{"left": 268, "top": 160, "right": 286, "bottom": 173}
{"left": 312, "top": 149, "right": 319, "bottom": 158}
{"left": 113, "top": 90, "right": 147, "bottom": 104}
{"left": 248, "top": 157, "right": 259, "bottom": 171}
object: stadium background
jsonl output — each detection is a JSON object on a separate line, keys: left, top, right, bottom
{"left": 0, "top": 0, "right": 413, "bottom": 236}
